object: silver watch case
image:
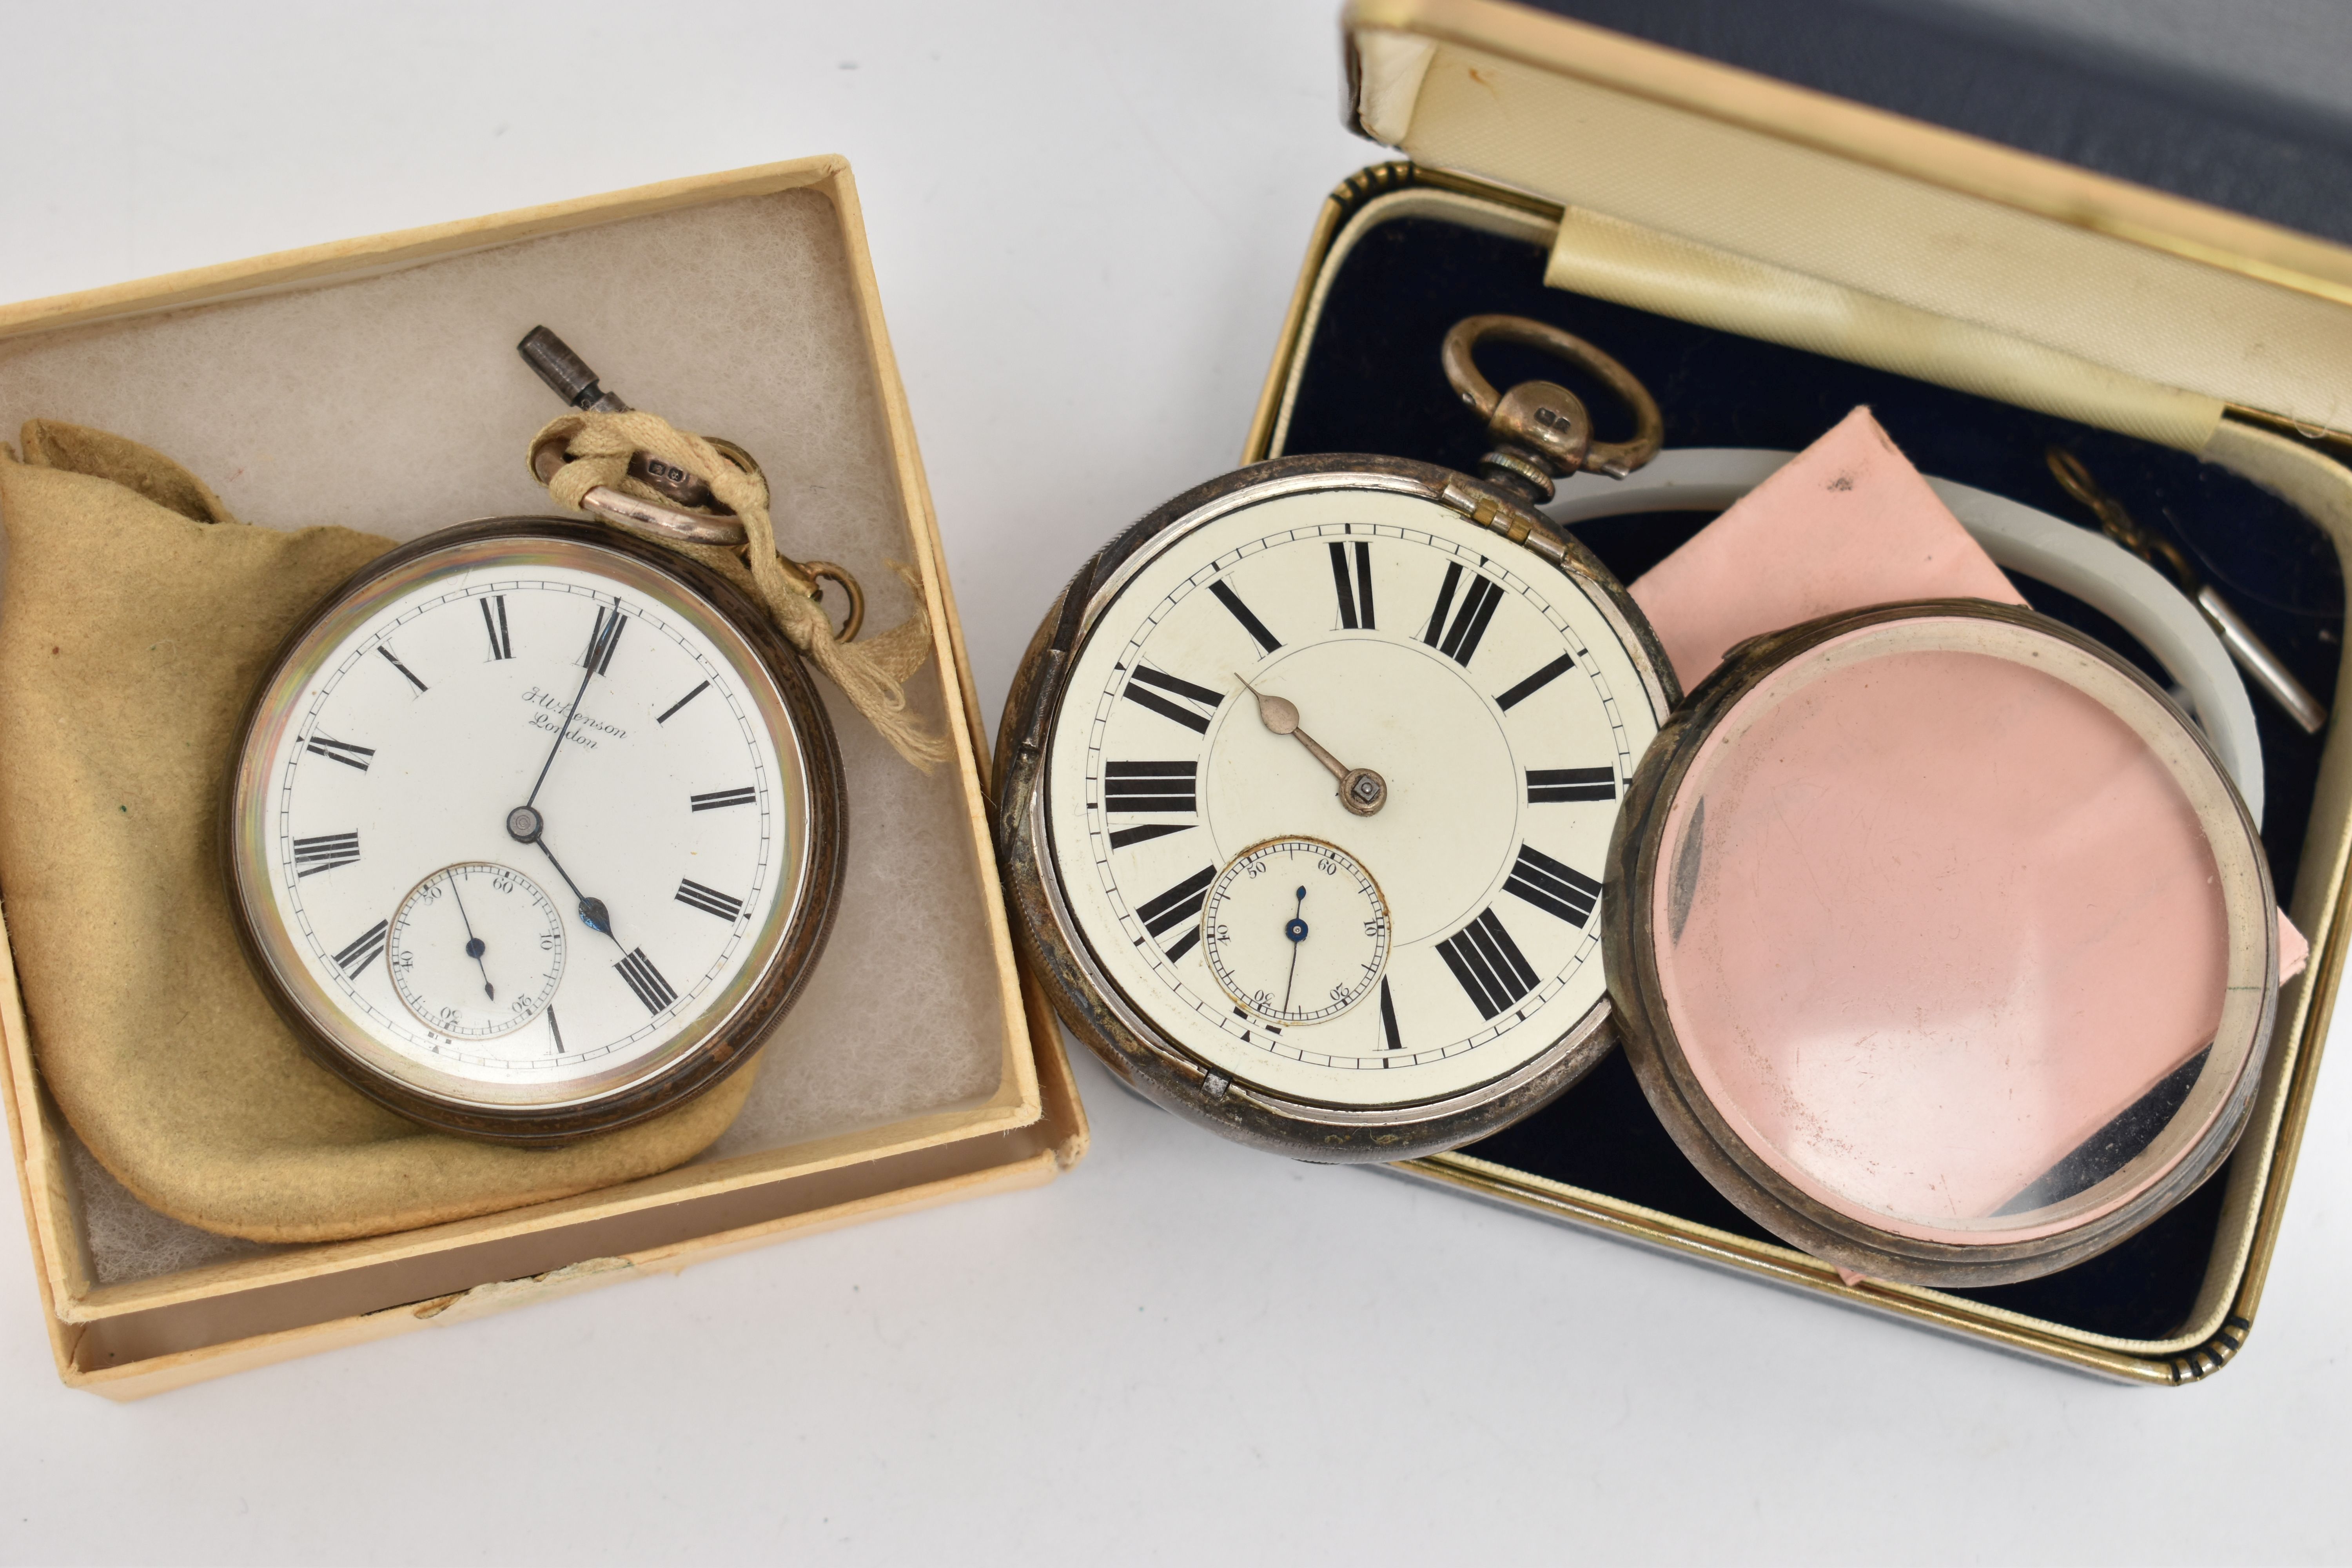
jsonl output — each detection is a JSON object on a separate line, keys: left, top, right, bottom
{"left": 994, "top": 453, "right": 1680, "bottom": 1162}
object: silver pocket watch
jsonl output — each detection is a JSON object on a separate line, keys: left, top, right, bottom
{"left": 997, "top": 318, "right": 1679, "bottom": 1160}
{"left": 227, "top": 334, "right": 852, "bottom": 1145}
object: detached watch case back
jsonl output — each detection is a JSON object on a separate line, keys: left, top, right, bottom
{"left": 1605, "top": 598, "right": 2277, "bottom": 1287}
{"left": 998, "top": 321, "right": 1679, "bottom": 1160}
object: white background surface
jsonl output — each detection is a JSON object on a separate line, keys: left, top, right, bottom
{"left": 2, "top": 4, "right": 2348, "bottom": 1563}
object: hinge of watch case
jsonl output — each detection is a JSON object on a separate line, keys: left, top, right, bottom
{"left": 1439, "top": 479, "right": 1568, "bottom": 566}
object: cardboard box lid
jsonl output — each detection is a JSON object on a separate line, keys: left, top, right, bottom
{"left": 1342, "top": 0, "right": 2352, "bottom": 436}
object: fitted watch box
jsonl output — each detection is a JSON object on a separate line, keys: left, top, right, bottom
{"left": 0, "top": 156, "right": 1085, "bottom": 1399}
{"left": 1248, "top": 0, "right": 2352, "bottom": 1380}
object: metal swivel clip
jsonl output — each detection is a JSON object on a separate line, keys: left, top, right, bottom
{"left": 516, "top": 326, "right": 864, "bottom": 642}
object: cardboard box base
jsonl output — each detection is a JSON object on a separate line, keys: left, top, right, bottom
{"left": 0, "top": 158, "right": 1086, "bottom": 1397}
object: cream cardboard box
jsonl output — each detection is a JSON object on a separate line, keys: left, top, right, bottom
{"left": 0, "top": 156, "right": 1085, "bottom": 1399}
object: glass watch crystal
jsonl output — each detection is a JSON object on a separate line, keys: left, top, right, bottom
{"left": 999, "top": 319, "right": 1676, "bottom": 1160}
{"left": 229, "top": 520, "right": 844, "bottom": 1144}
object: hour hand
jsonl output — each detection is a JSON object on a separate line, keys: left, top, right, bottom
{"left": 508, "top": 808, "right": 615, "bottom": 940}
{"left": 525, "top": 833, "right": 621, "bottom": 947}
{"left": 1238, "top": 675, "right": 1387, "bottom": 816}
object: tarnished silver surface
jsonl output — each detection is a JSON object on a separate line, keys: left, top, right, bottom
{"left": 1441, "top": 314, "right": 1664, "bottom": 500}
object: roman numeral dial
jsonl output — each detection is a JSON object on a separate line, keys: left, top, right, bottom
{"left": 614, "top": 948, "right": 677, "bottom": 1014}
{"left": 1049, "top": 498, "right": 1661, "bottom": 1112}
{"left": 657, "top": 681, "right": 709, "bottom": 724}
{"left": 335, "top": 920, "right": 389, "bottom": 977}
{"left": 252, "top": 559, "right": 800, "bottom": 1102}
{"left": 1209, "top": 580, "right": 1282, "bottom": 656}
{"left": 676, "top": 879, "right": 745, "bottom": 922}
{"left": 1527, "top": 767, "right": 1616, "bottom": 804}
{"left": 1504, "top": 845, "right": 1602, "bottom": 927}
{"left": 305, "top": 734, "right": 373, "bottom": 771}
{"left": 378, "top": 645, "right": 428, "bottom": 693}
{"left": 582, "top": 604, "right": 625, "bottom": 675}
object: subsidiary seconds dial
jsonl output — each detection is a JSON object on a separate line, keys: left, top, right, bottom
{"left": 388, "top": 863, "right": 567, "bottom": 1040}
{"left": 1202, "top": 838, "right": 1390, "bottom": 1025}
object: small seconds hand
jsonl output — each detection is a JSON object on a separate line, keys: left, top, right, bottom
{"left": 1282, "top": 886, "right": 1308, "bottom": 1013}
{"left": 444, "top": 869, "right": 495, "bottom": 1001}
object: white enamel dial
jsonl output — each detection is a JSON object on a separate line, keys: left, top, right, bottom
{"left": 232, "top": 531, "right": 817, "bottom": 1113}
{"left": 1044, "top": 483, "right": 1663, "bottom": 1109}
{"left": 1201, "top": 838, "right": 1390, "bottom": 1025}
